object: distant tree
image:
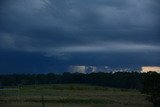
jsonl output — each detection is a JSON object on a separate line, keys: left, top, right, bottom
{"left": 47, "top": 73, "right": 56, "bottom": 84}
{"left": 142, "top": 72, "right": 160, "bottom": 107}
{"left": 0, "top": 81, "right": 2, "bottom": 89}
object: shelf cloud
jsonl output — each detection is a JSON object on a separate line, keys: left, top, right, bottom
{"left": 0, "top": 0, "right": 160, "bottom": 73}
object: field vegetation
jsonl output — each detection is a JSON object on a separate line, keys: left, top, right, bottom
{"left": 0, "top": 84, "right": 152, "bottom": 107}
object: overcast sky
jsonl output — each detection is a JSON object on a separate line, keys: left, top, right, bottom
{"left": 0, "top": 0, "right": 160, "bottom": 73}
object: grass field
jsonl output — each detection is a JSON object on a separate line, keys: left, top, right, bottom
{"left": 0, "top": 84, "right": 152, "bottom": 107}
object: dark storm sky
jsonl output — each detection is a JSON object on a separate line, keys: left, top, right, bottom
{"left": 0, "top": 0, "right": 160, "bottom": 73}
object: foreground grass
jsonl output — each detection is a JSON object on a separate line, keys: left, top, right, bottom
{"left": 0, "top": 84, "right": 152, "bottom": 107}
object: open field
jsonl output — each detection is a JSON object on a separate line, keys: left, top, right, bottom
{"left": 0, "top": 84, "right": 152, "bottom": 107}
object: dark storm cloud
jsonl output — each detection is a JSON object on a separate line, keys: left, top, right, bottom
{"left": 0, "top": 0, "right": 160, "bottom": 73}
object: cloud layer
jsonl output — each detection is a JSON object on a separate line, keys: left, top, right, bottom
{"left": 0, "top": 0, "right": 160, "bottom": 73}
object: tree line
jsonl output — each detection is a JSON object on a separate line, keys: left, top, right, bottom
{"left": 0, "top": 72, "right": 141, "bottom": 89}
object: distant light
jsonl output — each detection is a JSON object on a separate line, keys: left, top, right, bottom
{"left": 141, "top": 66, "right": 160, "bottom": 73}
{"left": 69, "top": 65, "right": 86, "bottom": 74}
{"left": 69, "top": 65, "right": 97, "bottom": 74}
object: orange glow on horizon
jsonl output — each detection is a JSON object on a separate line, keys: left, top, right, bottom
{"left": 142, "top": 66, "right": 160, "bottom": 73}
